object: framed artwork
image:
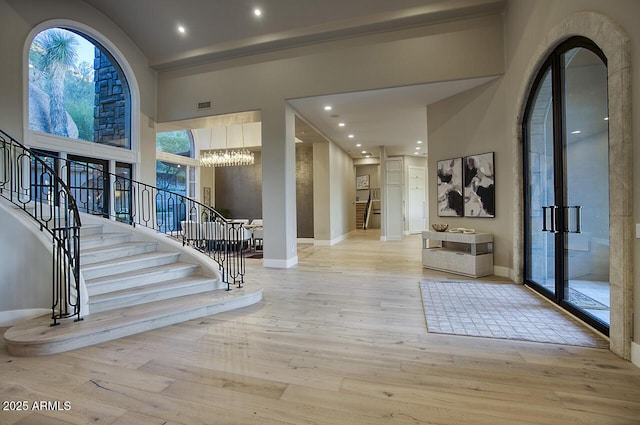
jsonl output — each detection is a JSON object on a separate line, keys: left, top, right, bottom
{"left": 356, "top": 174, "right": 370, "bottom": 190}
{"left": 203, "top": 186, "right": 211, "bottom": 206}
{"left": 463, "top": 152, "right": 495, "bottom": 217}
{"left": 436, "top": 157, "right": 463, "bottom": 217}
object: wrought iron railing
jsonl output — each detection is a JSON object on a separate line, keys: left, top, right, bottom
{"left": 0, "top": 129, "right": 82, "bottom": 325}
{"left": 47, "top": 154, "right": 245, "bottom": 289}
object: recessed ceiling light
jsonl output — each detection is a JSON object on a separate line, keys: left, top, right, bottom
{"left": 338, "top": 122, "right": 345, "bottom": 127}
{"left": 348, "top": 134, "right": 354, "bottom": 139}
{"left": 414, "top": 152, "right": 419, "bottom": 155}
{"left": 254, "top": 8, "right": 262, "bottom": 17}
{"left": 571, "top": 130, "right": 581, "bottom": 134}
{"left": 604, "top": 117, "right": 609, "bottom": 121}
{"left": 416, "top": 147, "right": 421, "bottom": 150}
{"left": 177, "top": 25, "right": 186, "bottom": 34}
{"left": 324, "top": 105, "right": 332, "bottom": 111}
{"left": 356, "top": 143, "right": 361, "bottom": 147}
{"left": 417, "top": 140, "right": 423, "bottom": 144}
{"left": 361, "top": 150, "right": 366, "bottom": 154}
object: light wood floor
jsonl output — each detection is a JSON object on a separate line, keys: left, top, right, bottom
{"left": 2, "top": 230, "right": 639, "bottom": 425}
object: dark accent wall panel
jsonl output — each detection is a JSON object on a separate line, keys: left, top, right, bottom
{"left": 214, "top": 146, "right": 314, "bottom": 238}
{"left": 215, "top": 151, "right": 263, "bottom": 221}
{"left": 296, "top": 144, "right": 314, "bottom": 238}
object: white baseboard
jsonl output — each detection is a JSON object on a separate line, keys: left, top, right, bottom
{"left": 632, "top": 341, "right": 640, "bottom": 368}
{"left": 314, "top": 233, "right": 348, "bottom": 246}
{"left": 380, "top": 236, "right": 403, "bottom": 241}
{"left": 297, "top": 238, "right": 314, "bottom": 244}
{"left": 493, "top": 266, "right": 512, "bottom": 279}
{"left": 263, "top": 256, "right": 298, "bottom": 269}
{"left": 0, "top": 308, "right": 50, "bottom": 327}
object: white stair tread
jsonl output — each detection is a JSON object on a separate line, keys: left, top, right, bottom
{"left": 82, "top": 250, "right": 178, "bottom": 271}
{"left": 4, "top": 287, "right": 263, "bottom": 356}
{"left": 82, "top": 232, "right": 130, "bottom": 242}
{"left": 81, "top": 241, "right": 157, "bottom": 256}
{"left": 89, "top": 275, "right": 216, "bottom": 303}
{"left": 85, "top": 262, "right": 200, "bottom": 296}
{"left": 85, "top": 262, "right": 199, "bottom": 285}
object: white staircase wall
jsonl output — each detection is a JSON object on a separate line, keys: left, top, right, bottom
{"left": 0, "top": 199, "right": 89, "bottom": 325}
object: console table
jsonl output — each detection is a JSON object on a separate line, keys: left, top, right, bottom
{"left": 422, "top": 231, "right": 493, "bottom": 277}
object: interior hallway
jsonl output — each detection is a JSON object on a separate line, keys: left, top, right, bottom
{"left": 1, "top": 231, "right": 639, "bottom": 424}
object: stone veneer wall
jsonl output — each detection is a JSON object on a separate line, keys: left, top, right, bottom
{"left": 94, "top": 48, "right": 129, "bottom": 148}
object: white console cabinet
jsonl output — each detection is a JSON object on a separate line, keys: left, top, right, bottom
{"left": 422, "top": 231, "right": 493, "bottom": 278}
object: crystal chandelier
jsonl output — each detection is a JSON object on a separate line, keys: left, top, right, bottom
{"left": 200, "top": 149, "right": 254, "bottom": 167}
{"left": 199, "top": 124, "right": 255, "bottom": 167}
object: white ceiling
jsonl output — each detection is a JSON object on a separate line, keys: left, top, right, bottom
{"left": 80, "top": 0, "right": 504, "bottom": 158}
{"left": 289, "top": 77, "right": 497, "bottom": 158}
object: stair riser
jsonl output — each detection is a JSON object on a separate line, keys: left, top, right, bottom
{"left": 82, "top": 253, "right": 180, "bottom": 280}
{"left": 5, "top": 289, "right": 262, "bottom": 356}
{"left": 82, "top": 234, "right": 132, "bottom": 249}
{"left": 87, "top": 265, "right": 201, "bottom": 296}
{"left": 89, "top": 280, "right": 217, "bottom": 314}
{"left": 80, "top": 225, "right": 104, "bottom": 236}
{"left": 81, "top": 243, "right": 158, "bottom": 265}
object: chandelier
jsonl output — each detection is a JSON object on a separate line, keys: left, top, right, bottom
{"left": 199, "top": 124, "right": 255, "bottom": 167}
{"left": 200, "top": 149, "right": 254, "bottom": 167}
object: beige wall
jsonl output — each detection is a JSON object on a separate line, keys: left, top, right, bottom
{"left": 156, "top": 14, "right": 505, "bottom": 124}
{"left": 330, "top": 142, "right": 356, "bottom": 240}
{"left": 427, "top": 78, "right": 509, "bottom": 269}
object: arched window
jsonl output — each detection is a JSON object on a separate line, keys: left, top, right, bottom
{"left": 523, "top": 37, "right": 609, "bottom": 334}
{"left": 28, "top": 27, "right": 131, "bottom": 149}
{"left": 156, "top": 130, "right": 195, "bottom": 158}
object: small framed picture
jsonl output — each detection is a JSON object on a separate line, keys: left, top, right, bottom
{"left": 356, "top": 174, "right": 370, "bottom": 190}
{"left": 436, "top": 157, "right": 463, "bottom": 217}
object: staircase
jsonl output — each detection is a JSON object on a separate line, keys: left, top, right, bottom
{"left": 3, "top": 215, "right": 262, "bottom": 356}
{"left": 356, "top": 202, "right": 367, "bottom": 229}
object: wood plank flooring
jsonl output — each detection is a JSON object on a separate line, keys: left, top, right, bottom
{"left": 2, "top": 230, "right": 639, "bottom": 425}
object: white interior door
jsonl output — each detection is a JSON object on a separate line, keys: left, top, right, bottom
{"left": 408, "top": 166, "right": 425, "bottom": 234}
{"left": 384, "top": 158, "right": 403, "bottom": 241}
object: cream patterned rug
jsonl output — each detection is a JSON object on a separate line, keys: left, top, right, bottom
{"left": 419, "top": 280, "right": 608, "bottom": 348}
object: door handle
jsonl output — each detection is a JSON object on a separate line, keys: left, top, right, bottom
{"left": 564, "top": 205, "right": 582, "bottom": 234}
{"left": 542, "top": 205, "right": 560, "bottom": 233}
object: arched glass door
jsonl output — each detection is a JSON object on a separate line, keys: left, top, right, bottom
{"left": 524, "top": 37, "right": 610, "bottom": 334}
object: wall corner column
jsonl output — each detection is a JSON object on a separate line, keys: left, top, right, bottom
{"left": 261, "top": 102, "right": 298, "bottom": 268}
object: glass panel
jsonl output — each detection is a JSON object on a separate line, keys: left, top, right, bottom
{"left": 31, "top": 151, "right": 57, "bottom": 206}
{"left": 156, "top": 130, "right": 193, "bottom": 157}
{"left": 562, "top": 47, "right": 610, "bottom": 325}
{"left": 525, "top": 67, "right": 556, "bottom": 294}
{"left": 188, "top": 166, "right": 196, "bottom": 198}
{"left": 156, "top": 160, "right": 187, "bottom": 234}
{"left": 67, "top": 156, "right": 107, "bottom": 216}
{"left": 115, "top": 162, "right": 132, "bottom": 224}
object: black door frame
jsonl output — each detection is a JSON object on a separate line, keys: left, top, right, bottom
{"left": 67, "top": 154, "right": 110, "bottom": 218}
{"left": 522, "top": 36, "right": 609, "bottom": 336}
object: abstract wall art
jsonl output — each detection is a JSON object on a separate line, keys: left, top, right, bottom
{"left": 436, "top": 157, "right": 463, "bottom": 217}
{"left": 463, "top": 152, "right": 495, "bottom": 217}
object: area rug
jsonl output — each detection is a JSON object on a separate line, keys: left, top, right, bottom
{"left": 245, "top": 251, "right": 263, "bottom": 259}
{"left": 419, "top": 280, "right": 608, "bottom": 348}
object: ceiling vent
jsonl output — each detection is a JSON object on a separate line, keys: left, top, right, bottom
{"left": 197, "top": 101, "right": 211, "bottom": 110}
